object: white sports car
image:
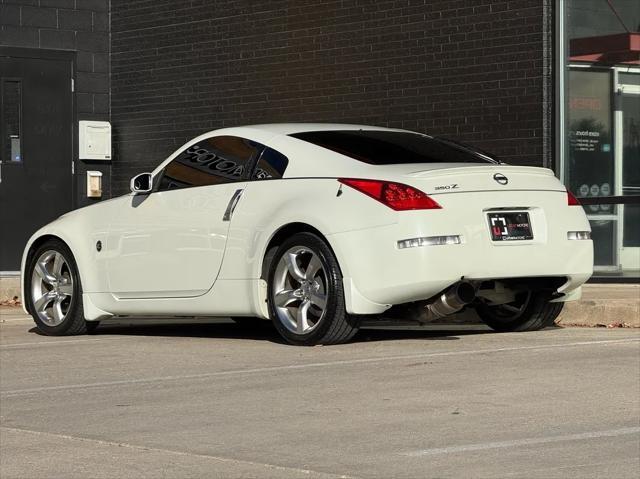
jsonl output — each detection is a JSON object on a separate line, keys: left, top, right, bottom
{"left": 21, "top": 124, "right": 593, "bottom": 345}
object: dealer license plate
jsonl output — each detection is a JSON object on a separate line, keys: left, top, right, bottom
{"left": 487, "top": 212, "right": 533, "bottom": 241}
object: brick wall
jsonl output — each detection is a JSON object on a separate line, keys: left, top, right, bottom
{"left": 111, "top": 0, "right": 552, "bottom": 194}
{"left": 1, "top": 0, "right": 109, "bottom": 119}
{"left": 0, "top": 0, "right": 111, "bottom": 204}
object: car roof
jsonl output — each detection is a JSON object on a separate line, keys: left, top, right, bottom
{"left": 152, "top": 123, "right": 416, "bottom": 178}
{"left": 208, "top": 123, "right": 407, "bottom": 136}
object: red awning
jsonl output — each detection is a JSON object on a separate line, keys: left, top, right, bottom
{"left": 570, "top": 32, "right": 640, "bottom": 64}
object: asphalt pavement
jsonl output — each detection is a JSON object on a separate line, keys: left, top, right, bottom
{"left": 1, "top": 313, "right": 639, "bottom": 478}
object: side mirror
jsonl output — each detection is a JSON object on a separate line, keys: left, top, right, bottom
{"left": 130, "top": 172, "right": 153, "bottom": 195}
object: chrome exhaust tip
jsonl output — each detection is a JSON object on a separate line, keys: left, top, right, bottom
{"left": 422, "top": 281, "right": 476, "bottom": 322}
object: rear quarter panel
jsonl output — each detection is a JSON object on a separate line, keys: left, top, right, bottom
{"left": 219, "top": 177, "right": 399, "bottom": 280}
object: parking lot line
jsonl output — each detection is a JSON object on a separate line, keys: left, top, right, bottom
{"left": 2, "top": 338, "right": 637, "bottom": 397}
{"left": 0, "top": 426, "right": 357, "bottom": 479}
{"left": 400, "top": 426, "right": 640, "bottom": 456}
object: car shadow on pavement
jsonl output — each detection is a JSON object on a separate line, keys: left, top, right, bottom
{"left": 28, "top": 320, "right": 496, "bottom": 344}
{"left": 353, "top": 328, "right": 489, "bottom": 343}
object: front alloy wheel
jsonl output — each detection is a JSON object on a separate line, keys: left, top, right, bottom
{"left": 268, "top": 232, "right": 358, "bottom": 345}
{"left": 31, "top": 250, "right": 74, "bottom": 326}
{"left": 27, "top": 240, "right": 95, "bottom": 335}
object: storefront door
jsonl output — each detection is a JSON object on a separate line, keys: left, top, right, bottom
{"left": 566, "top": 67, "right": 640, "bottom": 276}
{"left": 566, "top": 68, "right": 617, "bottom": 269}
{"left": 617, "top": 73, "right": 640, "bottom": 272}
{"left": 562, "top": 0, "right": 640, "bottom": 280}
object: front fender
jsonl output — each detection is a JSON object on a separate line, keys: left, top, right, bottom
{"left": 20, "top": 200, "right": 120, "bottom": 314}
{"left": 20, "top": 220, "right": 89, "bottom": 315}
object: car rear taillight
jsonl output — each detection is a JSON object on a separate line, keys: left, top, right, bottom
{"left": 567, "top": 190, "right": 581, "bottom": 206}
{"left": 338, "top": 178, "right": 441, "bottom": 210}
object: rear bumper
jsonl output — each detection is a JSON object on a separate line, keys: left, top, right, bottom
{"left": 328, "top": 192, "right": 593, "bottom": 313}
{"left": 332, "top": 225, "right": 592, "bottom": 311}
{"left": 332, "top": 226, "right": 592, "bottom": 309}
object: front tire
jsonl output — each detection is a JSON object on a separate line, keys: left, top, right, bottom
{"left": 267, "top": 232, "right": 358, "bottom": 345}
{"left": 475, "top": 291, "right": 564, "bottom": 332}
{"left": 26, "top": 240, "right": 89, "bottom": 336}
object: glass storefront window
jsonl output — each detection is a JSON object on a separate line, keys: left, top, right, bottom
{"left": 590, "top": 218, "right": 617, "bottom": 266}
{"left": 562, "top": 0, "right": 640, "bottom": 280}
{"left": 566, "top": 69, "right": 614, "bottom": 207}
{"left": 567, "top": 0, "right": 640, "bottom": 38}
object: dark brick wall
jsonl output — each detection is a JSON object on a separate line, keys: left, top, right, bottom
{"left": 0, "top": 0, "right": 111, "bottom": 205}
{"left": 109, "top": 1, "right": 552, "bottom": 194}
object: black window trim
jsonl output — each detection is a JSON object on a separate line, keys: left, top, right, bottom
{"left": 152, "top": 135, "right": 266, "bottom": 193}
{"left": 248, "top": 146, "right": 290, "bottom": 181}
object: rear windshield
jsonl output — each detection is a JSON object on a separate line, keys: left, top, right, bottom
{"left": 289, "top": 130, "right": 498, "bottom": 165}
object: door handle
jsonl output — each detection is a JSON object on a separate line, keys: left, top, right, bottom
{"left": 223, "top": 188, "right": 244, "bottom": 221}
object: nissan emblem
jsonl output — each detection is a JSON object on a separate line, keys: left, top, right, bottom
{"left": 493, "top": 173, "right": 508, "bottom": 185}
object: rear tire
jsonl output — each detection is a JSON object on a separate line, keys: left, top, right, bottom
{"left": 475, "top": 291, "right": 564, "bottom": 332}
{"left": 26, "top": 239, "right": 89, "bottom": 336}
{"left": 267, "top": 232, "right": 358, "bottom": 345}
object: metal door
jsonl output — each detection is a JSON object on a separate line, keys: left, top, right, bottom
{"left": 0, "top": 54, "right": 73, "bottom": 271}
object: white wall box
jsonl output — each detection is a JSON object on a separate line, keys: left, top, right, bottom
{"left": 79, "top": 121, "right": 112, "bottom": 160}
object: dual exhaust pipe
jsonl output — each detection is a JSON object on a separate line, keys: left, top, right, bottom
{"left": 422, "top": 281, "right": 476, "bottom": 322}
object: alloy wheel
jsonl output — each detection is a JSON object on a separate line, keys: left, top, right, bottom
{"left": 30, "top": 250, "right": 74, "bottom": 326}
{"left": 272, "top": 246, "right": 328, "bottom": 334}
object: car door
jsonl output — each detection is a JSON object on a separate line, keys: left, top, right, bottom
{"left": 106, "top": 135, "right": 263, "bottom": 298}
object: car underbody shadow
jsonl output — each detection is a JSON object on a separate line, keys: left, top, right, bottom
{"left": 27, "top": 318, "right": 501, "bottom": 344}
{"left": 39, "top": 319, "right": 282, "bottom": 339}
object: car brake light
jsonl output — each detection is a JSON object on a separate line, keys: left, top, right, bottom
{"left": 338, "top": 178, "right": 441, "bottom": 210}
{"left": 567, "top": 190, "right": 581, "bottom": 206}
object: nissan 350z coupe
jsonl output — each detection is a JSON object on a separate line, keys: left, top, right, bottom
{"left": 21, "top": 124, "right": 593, "bottom": 345}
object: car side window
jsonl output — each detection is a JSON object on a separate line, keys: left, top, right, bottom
{"left": 157, "top": 135, "right": 263, "bottom": 191}
{"left": 252, "top": 147, "right": 289, "bottom": 180}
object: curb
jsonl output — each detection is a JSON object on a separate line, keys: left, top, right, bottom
{"left": 557, "top": 285, "right": 640, "bottom": 328}
{"left": 558, "top": 303, "right": 639, "bottom": 328}
{"left": 0, "top": 275, "right": 20, "bottom": 303}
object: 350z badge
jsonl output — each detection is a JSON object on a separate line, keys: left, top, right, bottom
{"left": 434, "top": 183, "right": 459, "bottom": 191}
